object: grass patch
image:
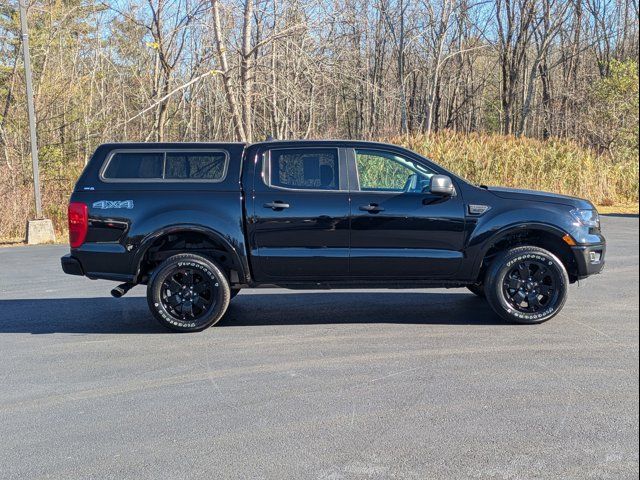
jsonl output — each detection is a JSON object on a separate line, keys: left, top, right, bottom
{"left": 387, "top": 132, "right": 638, "bottom": 206}
{"left": 597, "top": 204, "right": 639, "bottom": 215}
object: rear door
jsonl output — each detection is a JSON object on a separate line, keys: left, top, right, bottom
{"left": 348, "top": 147, "right": 466, "bottom": 278}
{"left": 249, "top": 146, "right": 351, "bottom": 280}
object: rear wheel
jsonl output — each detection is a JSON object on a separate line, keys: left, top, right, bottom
{"left": 484, "top": 246, "right": 569, "bottom": 324}
{"left": 147, "top": 253, "right": 231, "bottom": 332}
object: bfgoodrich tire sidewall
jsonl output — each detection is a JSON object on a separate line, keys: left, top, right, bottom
{"left": 147, "top": 254, "right": 230, "bottom": 332}
{"left": 487, "top": 248, "right": 569, "bottom": 324}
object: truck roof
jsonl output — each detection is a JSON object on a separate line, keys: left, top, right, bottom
{"left": 96, "top": 142, "right": 247, "bottom": 149}
{"left": 96, "top": 139, "right": 406, "bottom": 150}
{"left": 249, "top": 139, "right": 405, "bottom": 149}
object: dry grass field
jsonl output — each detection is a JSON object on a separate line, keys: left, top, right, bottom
{"left": 0, "top": 132, "right": 637, "bottom": 242}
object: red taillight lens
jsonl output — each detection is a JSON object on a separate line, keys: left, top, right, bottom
{"left": 68, "top": 202, "right": 88, "bottom": 248}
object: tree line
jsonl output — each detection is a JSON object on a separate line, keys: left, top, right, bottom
{"left": 0, "top": 0, "right": 638, "bottom": 237}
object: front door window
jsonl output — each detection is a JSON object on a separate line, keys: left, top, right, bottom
{"left": 355, "top": 149, "right": 434, "bottom": 193}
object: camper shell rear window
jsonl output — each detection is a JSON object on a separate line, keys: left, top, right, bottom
{"left": 101, "top": 149, "right": 229, "bottom": 182}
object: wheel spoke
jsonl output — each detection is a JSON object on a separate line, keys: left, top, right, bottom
{"left": 166, "top": 294, "right": 181, "bottom": 307}
{"left": 517, "top": 263, "right": 529, "bottom": 278}
{"left": 505, "top": 277, "right": 521, "bottom": 290}
{"left": 538, "top": 284, "right": 553, "bottom": 296}
{"left": 181, "top": 300, "right": 193, "bottom": 317}
{"left": 183, "top": 270, "right": 194, "bottom": 286}
{"left": 192, "top": 295, "right": 210, "bottom": 309}
{"left": 527, "top": 293, "right": 541, "bottom": 309}
{"left": 193, "top": 280, "right": 209, "bottom": 294}
{"left": 533, "top": 267, "right": 547, "bottom": 281}
{"left": 514, "top": 290, "right": 527, "bottom": 304}
{"left": 167, "top": 278, "right": 182, "bottom": 293}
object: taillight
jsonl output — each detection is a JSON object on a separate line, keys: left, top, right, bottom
{"left": 68, "top": 202, "right": 88, "bottom": 248}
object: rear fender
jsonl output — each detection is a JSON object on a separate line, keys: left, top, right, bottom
{"left": 131, "top": 222, "right": 249, "bottom": 283}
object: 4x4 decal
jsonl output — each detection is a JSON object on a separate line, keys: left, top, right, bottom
{"left": 92, "top": 200, "right": 134, "bottom": 210}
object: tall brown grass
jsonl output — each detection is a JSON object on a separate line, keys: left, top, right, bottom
{"left": 0, "top": 163, "right": 84, "bottom": 242}
{"left": 391, "top": 132, "right": 638, "bottom": 206}
{"left": 0, "top": 131, "right": 637, "bottom": 241}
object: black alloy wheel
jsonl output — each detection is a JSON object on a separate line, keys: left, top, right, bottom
{"left": 502, "top": 259, "right": 559, "bottom": 314}
{"left": 160, "top": 268, "right": 217, "bottom": 321}
{"left": 484, "top": 245, "right": 569, "bottom": 324}
{"left": 147, "top": 253, "right": 231, "bottom": 332}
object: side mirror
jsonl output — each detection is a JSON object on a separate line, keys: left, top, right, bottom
{"left": 429, "top": 175, "right": 455, "bottom": 196}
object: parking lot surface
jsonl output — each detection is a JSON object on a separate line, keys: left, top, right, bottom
{"left": 0, "top": 215, "right": 638, "bottom": 479}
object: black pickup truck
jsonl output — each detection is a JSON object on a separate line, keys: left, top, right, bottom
{"left": 61, "top": 140, "right": 605, "bottom": 331}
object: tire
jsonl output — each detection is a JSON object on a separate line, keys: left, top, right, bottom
{"left": 230, "top": 288, "right": 241, "bottom": 299}
{"left": 467, "top": 283, "right": 485, "bottom": 298}
{"left": 484, "top": 246, "right": 569, "bottom": 324}
{"left": 147, "top": 253, "right": 231, "bottom": 332}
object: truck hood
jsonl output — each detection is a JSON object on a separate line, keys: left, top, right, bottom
{"left": 486, "top": 186, "right": 594, "bottom": 209}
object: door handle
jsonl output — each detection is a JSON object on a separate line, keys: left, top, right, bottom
{"left": 263, "top": 201, "right": 290, "bottom": 210}
{"left": 359, "top": 204, "right": 384, "bottom": 213}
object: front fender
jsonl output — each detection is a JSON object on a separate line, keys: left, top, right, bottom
{"left": 466, "top": 206, "right": 575, "bottom": 279}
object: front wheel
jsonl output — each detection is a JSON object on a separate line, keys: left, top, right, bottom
{"left": 147, "top": 253, "right": 231, "bottom": 332}
{"left": 484, "top": 246, "right": 569, "bottom": 324}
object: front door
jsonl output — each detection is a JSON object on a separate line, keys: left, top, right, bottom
{"left": 348, "top": 148, "right": 466, "bottom": 278}
{"left": 250, "top": 146, "right": 350, "bottom": 281}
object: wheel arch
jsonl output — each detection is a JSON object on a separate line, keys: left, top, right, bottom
{"left": 132, "top": 224, "right": 248, "bottom": 284}
{"left": 472, "top": 222, "right": 578, "bottom": 283}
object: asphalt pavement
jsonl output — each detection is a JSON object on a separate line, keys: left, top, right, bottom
{"left": 0, "top": 215, "right": 638, "bottom": 479}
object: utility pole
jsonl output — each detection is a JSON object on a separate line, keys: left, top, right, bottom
{"left": 19, "top": 1, "right": 54, "bottom": 244}
{"left": 19, "top": 0, "right": 42, "bottom": 219}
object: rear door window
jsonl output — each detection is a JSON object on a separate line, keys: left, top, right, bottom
{"left": 268, "top": 148, "right": 340, "bottom": 190}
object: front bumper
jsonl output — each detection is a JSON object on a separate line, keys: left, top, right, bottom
{"left": 572, "top": 243, "right": 606, "bottom": 278}
{"left": 61, "top": 254, "right": 84, "bottom": 276}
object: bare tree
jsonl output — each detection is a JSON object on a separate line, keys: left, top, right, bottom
{"left": 516, "top": 0, "right": 570, "bottom": 136}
